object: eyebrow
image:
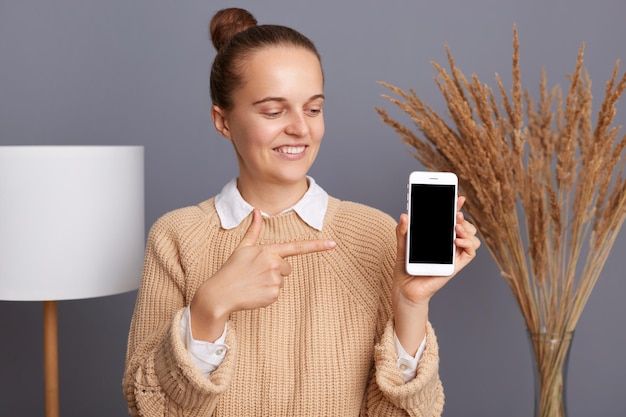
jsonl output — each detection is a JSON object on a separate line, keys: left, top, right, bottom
{"left": 252, "top": 94, "right": 325, "bottom": 105}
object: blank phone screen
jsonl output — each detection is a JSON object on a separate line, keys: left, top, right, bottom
{"left": 408, "top": 184, "right": 455, "bottom": 264}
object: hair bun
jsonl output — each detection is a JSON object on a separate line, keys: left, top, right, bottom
{"left": 209, "top": 8, "right": 258, "bottom": 52}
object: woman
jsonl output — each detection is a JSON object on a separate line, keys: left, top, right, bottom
{"left": 123, "top": 7, "right": 480, "bottom": 416}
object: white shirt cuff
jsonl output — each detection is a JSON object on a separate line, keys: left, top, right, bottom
{"left": 393, "top": 330, "right": 426, "bottom": 383}
{"left": 179, "top": 306, "right": 229, "bottom": 378}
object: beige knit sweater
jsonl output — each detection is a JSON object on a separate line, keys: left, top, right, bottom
{"left": 123, "top": 196, "right": 444, "bottom": 416}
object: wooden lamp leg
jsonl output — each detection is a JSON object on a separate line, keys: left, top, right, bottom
{"left": 43, "top": 300, "right": 60, "bottom": 417}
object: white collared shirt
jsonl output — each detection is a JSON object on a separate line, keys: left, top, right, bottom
{"left": 214, "top": 176, "right": 328, "bottom": 231}
{"left": 181, "top": 177, "right": 424, "bottom": 382}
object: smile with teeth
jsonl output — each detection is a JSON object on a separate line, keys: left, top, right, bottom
{"left": 275, "top": 145, "right": 306, "bottom": 154}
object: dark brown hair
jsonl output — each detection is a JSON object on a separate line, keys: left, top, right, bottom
{"left": 209, "top": 8, "right": 322, "bottom": 110}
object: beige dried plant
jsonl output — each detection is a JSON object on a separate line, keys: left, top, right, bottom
{"left": 376, "top": 26, "right": 626, "bottom": 415}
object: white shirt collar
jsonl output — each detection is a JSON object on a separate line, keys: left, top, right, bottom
{"left": 214, "top": 176, "right": 328, "bottom": 231}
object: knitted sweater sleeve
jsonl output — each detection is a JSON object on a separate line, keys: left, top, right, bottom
{"left": 369, "top": 321, "right": 444, "bottom": 416}
{"left": 360, "top": 208, "right": 445, "bottom": 416}
{"left": 122, "top": 210, "right": 236, "bottom": 417}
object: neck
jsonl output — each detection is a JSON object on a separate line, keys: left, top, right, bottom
{"left": 237, "top": 176, "right": 309, "bottom": 216}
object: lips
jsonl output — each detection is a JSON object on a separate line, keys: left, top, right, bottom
{"left": 275, "top": 145, "right": 306, "bottom": 154}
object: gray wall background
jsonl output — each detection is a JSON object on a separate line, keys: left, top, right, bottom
{"left": 1, "top": 0, "right": 625, "bottom": 416}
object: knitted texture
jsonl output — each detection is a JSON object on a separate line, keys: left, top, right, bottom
{"left": 123, "top": 196, "right": 444, "bottom": 416}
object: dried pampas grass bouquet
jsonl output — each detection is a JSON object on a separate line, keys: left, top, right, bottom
{"left": 376, "top": 25, "right": 626, "bottom": 415}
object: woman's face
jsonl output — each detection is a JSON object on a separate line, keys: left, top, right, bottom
{"left": 212, "top": 46, "right": 325, "bottom": 190}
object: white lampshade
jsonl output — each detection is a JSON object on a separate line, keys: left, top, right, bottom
{"left": 0, "top": 146, "right": 145, "bottom": 301}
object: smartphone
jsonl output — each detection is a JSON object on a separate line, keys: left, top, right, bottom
{"left": 405, "top": 171, "right": 458, "bottom": 276}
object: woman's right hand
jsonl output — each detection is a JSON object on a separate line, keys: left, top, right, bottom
{"left": 189, "top": 209, "right": 336, "bottom": 342}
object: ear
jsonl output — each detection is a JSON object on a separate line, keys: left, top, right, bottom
{"left": 211, "top": 105, "right": 231, "bottom": 139}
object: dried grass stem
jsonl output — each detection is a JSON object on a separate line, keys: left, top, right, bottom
{"left": 376, "top": 26, "right": 626, "bottom": 339}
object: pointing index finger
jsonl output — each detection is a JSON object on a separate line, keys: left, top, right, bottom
{"left": 273, "top": 238, "right": 337, "bottom": 258}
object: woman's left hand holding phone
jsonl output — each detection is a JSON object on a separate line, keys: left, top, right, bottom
{"left": 392, "top": 196, "right": 480, "bottom": 355}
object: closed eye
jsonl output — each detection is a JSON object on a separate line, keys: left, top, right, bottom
{"left": 305, "top": 95, "right": 325, "bottom": 117}
{"left": 263, "top": 110, "right": 284, "bottom": 118}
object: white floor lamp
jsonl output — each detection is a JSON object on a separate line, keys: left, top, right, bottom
{"left": 0, "top": 146, "right": 145, "bottom": 417}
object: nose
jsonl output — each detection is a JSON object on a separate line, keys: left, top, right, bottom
{"left": 284, "top": 111, "right": 309, "bottom": 137}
